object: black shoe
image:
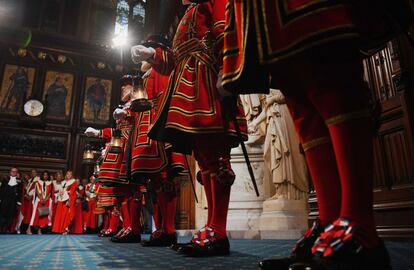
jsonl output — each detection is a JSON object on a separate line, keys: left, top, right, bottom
{"left": 111, "top": 230, "right": 141, "bottom": 243}
{"left": 110, "top": 228, "right": 126, "bottom": 241}
{"left": 102, "top": 229, "right": 116, "bottom": 237}
{"left": 289, "top": 243, "right": 392, "bottom": 270}
{"left": 141, "top": 231, "right": 177, "bottom": 247}
{"left": 178, "top": 237, "right": 230, "bottom": 257}
{"left": 170, "top": 242, "right": 191, "bottom": 252}
{"left": 259, "top": 220, "right": 324, "bottom": 270}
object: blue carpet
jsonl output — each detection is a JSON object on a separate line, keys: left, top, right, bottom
{"left": 0, "top": 235, "right": 413, "bottom": 269}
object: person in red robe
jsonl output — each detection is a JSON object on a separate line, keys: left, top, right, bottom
{"left": 51, "top": 171, "right": 64, "bottom": 224}
{"left": 119, "top": 35, "right": 190, "bottom": 247}
{"left": 30, "top": 171, "right": 53, "bottom": 234}
{"left": 70, "top": 179, "right": 84, "bottom": 234}
{"left": 85, "top": 76, "right": 143, "bottom": 243}
{"left": 131, "top": 0, "right": 247, "bottom": 256}
{"left": 220, "top": 1, "right": 413, "bottom": 269}
{"left": 51, "top": 171, "right": 76, "bottom": 234}
{"left": 91, "top": 145, "right": 122, "bottom": 238}
{"left": 23, "top": 169, "right": 39, "bottom": 234}
{"left": 84, "top": 176, "right": 99, "bottom": 233}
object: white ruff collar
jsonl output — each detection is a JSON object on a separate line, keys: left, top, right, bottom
{"left": 8, "top": 176, "right": 18, "bottom": 186}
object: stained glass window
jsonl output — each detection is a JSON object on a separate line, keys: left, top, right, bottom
{"left": 133, "top": 2, "right": 145, "bottom": 23}
{"left": 113, "top": 0, "right": 130, "bottom": 45}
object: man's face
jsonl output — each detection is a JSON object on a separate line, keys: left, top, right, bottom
{"left": 31, "top": 170, "right": 37, "bottom": 177}
{"left": 66, "top": 172, "right": 73, "bottom": 180}
{"left": 121, "top": 84, "right": 133, "bottom": 102}
{"left": 81, "top": 179, "right": 88, "bottom": 186}
{"left": 10, "top": 168, "right": 18, "bottom": 177}
{"left": 89, "top": 176, "right": 96, "bottom": 184}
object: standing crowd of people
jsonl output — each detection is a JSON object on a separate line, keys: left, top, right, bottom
{"left": 0, "top": 168, "right": 99, "bottom": 235}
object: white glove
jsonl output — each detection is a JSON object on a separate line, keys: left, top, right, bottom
{"left": 85, "top": 127, "right": 100, "bottom": 137}
{"left": 113, "top": 108, "right": 127, "bottom": 120}
{"left": 131, "top": 45, "right": 155, "bottom": 64}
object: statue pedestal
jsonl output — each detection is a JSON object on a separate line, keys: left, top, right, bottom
{"left": 259, "top": 198, "right": 308, "bottom": 239}
{"left": 227, "top": 145, "right": 270, "bottom": 239}
{"left": 225, "top": 145, "right": 309, "bottom": 239}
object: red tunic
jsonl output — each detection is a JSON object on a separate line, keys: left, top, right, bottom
{"left": 148, "top": 0, "right": 247, "bottom": 155}
{"left": 222, "top": 0, "right": 394, "bottom": 93}
{"left": 98, "top": 127, "right": 126, "bottom": 184}
{"left": 31, "top": 180, "right": 52, "bottom": 228}
{"left": 128, "top": 68, "right": 170, "bottom": 178}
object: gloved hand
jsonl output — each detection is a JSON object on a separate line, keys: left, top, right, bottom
{"left": 113, "top": 108, "right": 127, "bottom": 120}
{"left": 85, "top": 127, "right": 100, "bottom": 137}
{"left": 131, "top": 45, "right": 156, "bottom": 64}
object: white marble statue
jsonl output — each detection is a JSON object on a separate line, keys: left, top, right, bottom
{"left": 248, "top": 89, "right": 309, "bottom": 201}
{"left": 241, "top": 94, "right": 266, "bottom": 145}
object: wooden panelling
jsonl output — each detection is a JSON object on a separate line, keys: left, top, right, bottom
{"left": 311, "top": 38, "right": 414, "bottom": 238}
{"left": 175, "top": 156, "right": 196, "bottom": 230}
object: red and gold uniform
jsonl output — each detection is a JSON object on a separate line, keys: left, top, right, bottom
{"left": 97, "top": 112, "right": 135, "bottom": 236}
{"left": 130, "top": 49, "right": 189, "bottom": 245}
{"left": 146, "top": 1, "right": 247, "bottom": 255}
{"left": 94, "top": 142, "right": 122, "bottom": 237}
{"left": 222, "top": 0, "right": 393, "bottom": 92}
{"left": 93, "top": 76, "right": 145, "bottom": 242}
{"left": 221, "top": 0, "right": 410, "bottom": 268}
{"left": 149, "top": 2, "right": 246, "bottom": 154}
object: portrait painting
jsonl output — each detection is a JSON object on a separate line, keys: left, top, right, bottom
{"left": 0, "top": 64, "right": 36, "bottom": 114}
{"left": 42, "top": 70, "right": 74, "bottom": 120}
{"left": 82, "top": 76, "right": 112, "bottom": 124}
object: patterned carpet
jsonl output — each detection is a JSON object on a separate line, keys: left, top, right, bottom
{"left": 0, "top": 235, "right": 413, "bottom": 270}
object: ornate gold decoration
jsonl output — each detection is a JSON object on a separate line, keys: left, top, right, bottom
{"left": 57, "top": 55, "right": 67, "bottom": 64}
{"left": 38, "top": 52, "right": 47, "bottom": 60}
{"left": 17, "top": 48, "right": 27, "bottom": 57}
{"left": 97, "top": 62, "right": 106, "bottom": 69}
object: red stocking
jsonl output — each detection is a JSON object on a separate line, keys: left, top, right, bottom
{"left": 309, "top": 57, "right": 380, "bottom": 248}
{"left": 129, "top": 196, "right": 142, "bottom": 235}
{"left": 283, "top": 87, "right": 342, "bottom": 226}
{"left": 121, "top": 198, "right": 131, "bottom": 230}
{"left": 209, "top": 174, "right": 231, "bottom": 239}
{"left": 159, "top": 189, "right": 177, "bottom": 234}
{"left": 109, "top": 207, "right": 121, "bottom": 232}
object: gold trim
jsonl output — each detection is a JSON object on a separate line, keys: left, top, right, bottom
{"left": 325, "top": 109, "right": 371, "bottom": 126}
{"left": 302, "top": 137, "right": 330, "bottom": 151}
{"left": 223, "top": 0, "right": 250, "bottom": 84}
